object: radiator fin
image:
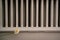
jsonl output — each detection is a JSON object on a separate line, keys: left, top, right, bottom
{"left": 1, "top": 0, "right": 60, "bottom": 31}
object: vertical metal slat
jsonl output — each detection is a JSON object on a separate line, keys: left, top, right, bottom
{"left": 46, "top": 0, "right": 48, "bottom": 27}
{"left": 11, "top": 0, "right": 13, "bottom": 27}
{"left": 5, "top": 0, "right": 8, "bottom": 27}
{"left": 16, "top": 0, "right": 18, "bottom": 27}
{"left": 51, "top": 0, "right": 53, "bottom": 27}
{"left": 31, "top": 0, "right": 33, "bottom": 27}
{"left": 36, "top": 0, "right": 38, "bottom": 27}
{"left": 41, "top": 0, "right": 44, "bottom": 27}
{"left": 56, "top": 0, "right": 58, "bottom": 27}
{"left": 21, "top": 0, "right": 23, "bottom": 27}
{"left": 26, "top": 0, "right": 28, "bottom": 27}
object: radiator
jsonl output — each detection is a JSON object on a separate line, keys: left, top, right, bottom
{"left": 0, "top": 0, "right": 60, "bottom": 31}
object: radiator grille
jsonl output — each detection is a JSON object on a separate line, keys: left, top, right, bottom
{"left": 0, "top": 0, "right": 60, "bottom": 31}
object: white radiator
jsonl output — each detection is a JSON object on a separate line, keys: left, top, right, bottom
{"left": 0, "top": 0, "right": 60, "bottom": 31}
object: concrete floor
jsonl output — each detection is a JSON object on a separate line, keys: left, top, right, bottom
{"left": 0, "top": 32, "right": 60, "bottom": 40}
